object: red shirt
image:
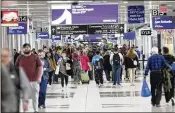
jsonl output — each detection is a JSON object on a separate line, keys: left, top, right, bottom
{"left": 15, "top": 54, "right": 42, "bottom": 82}
{"left": 80, "top": 55, "right": 90, "bottom": 71}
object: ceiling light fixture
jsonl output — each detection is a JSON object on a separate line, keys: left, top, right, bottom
{"left": 123, "top": 1, "right": 128, "bottom": 4}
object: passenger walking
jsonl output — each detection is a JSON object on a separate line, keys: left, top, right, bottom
{"left": 110, "top": 47, "right": 124, "bottom": 86}
{"left": 162, "top": 47, "right": 175, "bottom": 106}
{"left": 92, "top": 51, "right": 104, "bottom": 87}
{"left": 103, "top": 51, "right": 112, "bottom": 82}
{"left": 15, "top": 43, "right": 43, "bottom": 112}
{"left": 38, "top": 50, "right": 51, "bottom": 109}
{"left": 1, "top": 65, "right": 17, "bottom": 112}
{"left": 144, "top": 47, "right": 169, "bottom": 107}
{"left": 2, "top": 48, "right": 31, "bottom": 112}
{"left": 124, "top": 48, "right": 139, "bottom": 86}
{"left": 80, "top": 51, "right": 91, "bottom": 79}
{"left": 72, "top": 51, "right": 82, "bottom": 85}
{"left": 57, "top": 51, "right": 70, "bottom": 98}
{"left": 46, "top": 52, "right": 56, "bottom": 86}
{"left": 13, "top": 49, "right": 19, "bottom": 65}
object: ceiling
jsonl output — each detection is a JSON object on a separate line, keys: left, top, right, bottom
{"left": 2, "top": 0, "right": 175, "bottom": 30}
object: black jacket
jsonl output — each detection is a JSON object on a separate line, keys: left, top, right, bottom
{"left": 124, "top": 56, "right": 139, "bottom": 68}
{"left": 103, "top": 55, "right": 112, "bottom": 71}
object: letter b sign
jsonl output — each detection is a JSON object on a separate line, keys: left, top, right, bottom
{"left": 152, "top": 9, "right": 159, "bottom": 16}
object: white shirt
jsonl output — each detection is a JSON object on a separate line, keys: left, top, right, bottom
{"left": 110, "top": 52, "right": 124, "bottom": 66}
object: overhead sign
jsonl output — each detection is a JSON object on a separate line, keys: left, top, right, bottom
{"left": 56, "top": 25, "right": 88, "bottom": 35}
{"left": 152, "top": 9, "right": 167, "bottom": 16}
{"left": 53, "top": 24, "right": 124, "bottom": 35}
{"left": 6, "top": 16, "right": 28, "bottom": 34}
{"left": 7, "top": 23, "right": 27, "bottom": 34}
{"left": 42, "top": 27, "right": 49, "bottom": 32}
{"left": 19, "top": 16, "right": 27, "bottom": 22}
{"left": 88, "top": 24, "right": 124, "bottom": 34}
{"left": 140, "top": 30, "right": 152, "bottom": 35}
{"left": 37, "top": 32, "right": 49, "bottom": 39}
{"left": 52, "top": 4, "right": 118, "bottom": 24}
{"left": 1, "top": 10, "right": 19, "bottom": 26}
{"left": 152, "top": 16, "right": 175, "bottom": 29}
{"left": 128, "top": 5, "right": 145, "bottom": 24}
{"left": 52, "top": 35, "right": 61, "bottom": 40}
{"left": 123, "top": 32, "right": 136, "bottom": 40}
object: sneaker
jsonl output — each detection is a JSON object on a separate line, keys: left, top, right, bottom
{"left": 79, "top": 81, "right": 82, "bottom": 85}
{"left": 47, "top": 84, "right": 51, "bottom": 88}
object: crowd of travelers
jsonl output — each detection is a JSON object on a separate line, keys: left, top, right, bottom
{"left": 1, "top": 42, "right": 175, "bottom": 112}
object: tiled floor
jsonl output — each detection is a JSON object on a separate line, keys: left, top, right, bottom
{"left": 23, "top": 70, "right": 175, "bottom": 112}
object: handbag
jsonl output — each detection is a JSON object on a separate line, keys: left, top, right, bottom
{"left": 132, "top": 58, "right": 137, "bottom": 66}
{"left": 141, "top": 80, "right": 151, "bottom": 97}
{"left": 55, "top": 65, "right": 60, "bottom": 75}
{"left": 66, "top": 63, "right": 71, "bottom": 71}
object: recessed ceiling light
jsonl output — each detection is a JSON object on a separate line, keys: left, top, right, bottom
{"left": 121, "top": 5, "right": 126, "bottom": 7}
{"left": 123, "top": 1, "right": 128, "bottom": 4}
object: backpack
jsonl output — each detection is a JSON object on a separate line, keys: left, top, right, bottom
{"left": 113, "top": 53, "right": 120, "bottom": 68}
{"left": 94, "top": 58, "right": 104, "bottom": 70}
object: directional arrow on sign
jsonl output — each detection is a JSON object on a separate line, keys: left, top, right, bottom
{"left": 51, "top": 26, "right": 56, "bottom": 35}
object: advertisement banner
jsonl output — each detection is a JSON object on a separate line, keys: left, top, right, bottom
{"left": 128, "top": 5, "right": 145, "bottom": 24}
{"left": 1, "top": 10, "right": 19, "bottom": 26}
{"left": 52, "top": 4, "right": 118, "bottom": 24}
{"left": 36, "top": 32, "right": 49, "bottom": 39}
{"left": 7, "top": 23, "right": 27, "bottom": 34}
{"left": 152, "top": 16, "right": 175, "bottom": 29}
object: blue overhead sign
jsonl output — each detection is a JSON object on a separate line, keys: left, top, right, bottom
{"left": 128, "top": 5, "right": 145, "bottom": 24}
{"left": 52, "top": 35, "right": 61, "bottom": 40}
{"left": 37, "top": 32, "right": 49, "bottom": 39}
{"left": 152, "top": 16, "right": 175, "bottom": 29}
{"left": 7, "top": 23, "right": 27, "bottom": 34}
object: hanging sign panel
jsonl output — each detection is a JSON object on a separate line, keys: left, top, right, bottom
{"left": 140, "top": 30, "right": 152, "bottom": 35}
{"left": 52, "top": 35, "right": 61, "bottom": 40}
{"left": 6, "top": 16, "right": 28, "bottom": 34}
{"left": 128, "top": 5, "right": 145, "bottom": 24}
{"left": 88, "top": 24, "right": 124, "bottom": 34}
{"left": 52, "top": 24, "right": 124, "bottom": 35}
{"left": 7, "top": 23, "right": 27, "bottom": 34}
{"left": 36, "top": 32, "right": 49, "bottom": 39}
{"left": 56, "top": 25, "right": 88, "bottom": 35}
{"left": 1, "top": 10, "right": 19, "bottom": 26}
{"left": 52, "top": 4, "right": 118, "bottom": 24}
{"left": 152, "top": 16, "right": 175, "bottom": 29}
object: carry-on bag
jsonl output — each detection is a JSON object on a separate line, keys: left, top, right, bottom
{"left": 141, "top": 80, "right": 151, "bottom": 97}
{"left": 81, "top": 71, "right": 90, "bottom": 84}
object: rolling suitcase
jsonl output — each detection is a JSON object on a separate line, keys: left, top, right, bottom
{"left": 81, "top": 71, "right": 90, "bottom": 84}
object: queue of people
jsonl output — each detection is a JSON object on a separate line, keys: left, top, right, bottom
{"left": 1, "top": 43, "right": 175, "bottom": 112}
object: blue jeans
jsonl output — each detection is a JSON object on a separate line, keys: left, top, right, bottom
{"left": 112, "top": 66, "right": 121, "bottom": 85}
{"left": 39, "top": 79, "right": 48, "bottom": 107}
